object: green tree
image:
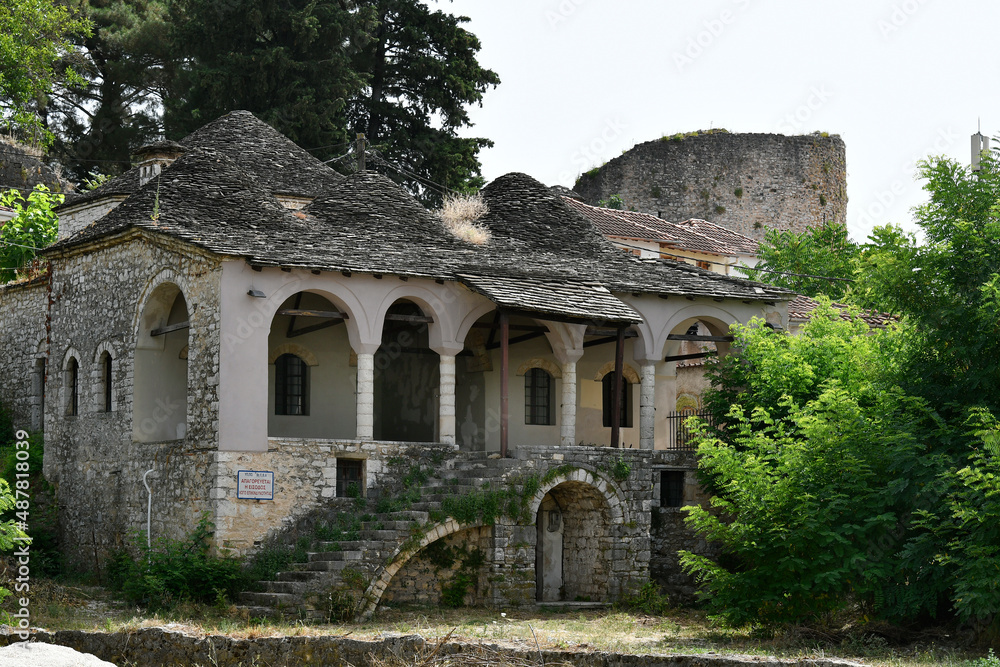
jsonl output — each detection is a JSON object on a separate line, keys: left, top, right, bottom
{"left": 163, "top": 0, "right": 372, "bottom": 156}
{"left": 0, "top": 185, "right": 62, "bottom": 282}
{"left": 683, "top": 306, "right": 955, "bottom": 627}
{"left": 346, "top": 0, "right": 500, "bottom": 205}
{"left": 741, "top": 220, "right": 860, "bottom": 300}
{"left": 0, "top": 0, "right": 91, "bottom": 145}
{"left": 46, "top": 0, "right": 170, "bottom": 181}
{"left": 854, "top": 155, "right": 1000, "bottom": 415}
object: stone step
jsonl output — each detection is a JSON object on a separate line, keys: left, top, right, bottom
{"left": 239, "top": 591, "right": 299, "bottom": 607}
{"left": 273, "top": 570, "right": 322, "bottom": 583}
{"left": 308, "top": 550, "right": 363, "bottom": 562}
{"left": 235, "top": 605, "right": 284, "bottom": 620}
{"left": 361, "top": 520, "right": 416, "bottom": 531}
{"left": 358, "top": 529, "right": 401, "bottom": 541}
{"left": 304, "top": 559, "right": 356, "bottom": 572}
{"left": 260, "top": 580, "right": 314, "bottom": 595}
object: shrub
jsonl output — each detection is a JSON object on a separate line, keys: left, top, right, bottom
{"left": 438, "top": 193, "right": 490, "bottom": 245}
{"left": 107, "top": 514, "right": 244, "bottom": 609}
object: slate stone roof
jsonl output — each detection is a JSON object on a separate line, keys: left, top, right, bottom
{"left": 565, "top": 197, "right": 759, "bottom": 257}
{"left": 47, "top": 113, "right": 794, "bottom": 323}
{"left": 179, "top": 111, "right": 343, "bottom": 197}
{"left": 459, "top": 275, "right": 641, "bottom": 324}
{"left": 787, "top": 294, "right": 898, "bottom": 329}
{"left": 60, "top": 110, "right": 342, "bottom": 210}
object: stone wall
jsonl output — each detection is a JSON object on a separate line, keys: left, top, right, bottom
{"left": 649, "top": 461, "right": 719, "bottom": 600}
{"left": 0, "top": 628, "right": 866, "bottom": 666}
{"left": 0, "top": 278, "right": 47, "bottom": 430}
{"left": 382, "top": 526, "right": 491, "bottom": 606}
{"left": 573, "top": 132, "right": 846, "bottom": 241}
{"left": 42, "top": 233, "right": 223, "bottom": 568}
{"left": 213, "top": 439, "right": 458, "bottom": 555}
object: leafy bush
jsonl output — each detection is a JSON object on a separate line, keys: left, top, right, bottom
{"left": 107, "top": 514, "right": 244, "bottom": 609}
{"left": 616, "top": 581, "right": 671, "bottom": 615}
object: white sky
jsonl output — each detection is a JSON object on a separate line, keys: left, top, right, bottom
{"left": 444, "top": 0, "right": 996, "bottom": 242}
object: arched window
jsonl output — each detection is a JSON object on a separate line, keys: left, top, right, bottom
{"left": 601, "top": 373, "right": 632, "bottom": 428}
{"left": 100, "top": 351, "right": 113, "bottom": 412}
{"left": 66, "top": 358, "right": 79, "bottom": 417}
{"left": 275, "top": 353, "right": 308, "bottom": 416}
{"left": 524, "top": 367, "right": 554, "bottom": 425}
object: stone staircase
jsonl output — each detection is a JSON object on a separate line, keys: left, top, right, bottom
{"left": 236, "top": 452, "right": 526, "bottom": 621}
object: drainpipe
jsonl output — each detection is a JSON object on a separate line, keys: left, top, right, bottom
{"left": 142, "top": 469, "right": 155, "bottom": 549}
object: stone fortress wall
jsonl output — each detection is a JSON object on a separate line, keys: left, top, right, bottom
{"left": 573, "top": 130, "right": 847, "bottom": 241}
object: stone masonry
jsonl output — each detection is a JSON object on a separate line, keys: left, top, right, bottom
{"left": 573, "top": 131, "right": 847, "bottom": 241}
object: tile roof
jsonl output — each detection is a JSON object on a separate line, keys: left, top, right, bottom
{"left": 787, "top": 294, "right": 898, "bottom": 329}
{"left": 46, "top": 113, "right": 795, "bottom": 323}
{"left": 564, "top": 198, "right": 759, "bottom": 257}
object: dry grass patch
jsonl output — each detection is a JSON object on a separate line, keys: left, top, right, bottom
{"left": 438, "top": 193, "right": 490, "bottom": 245}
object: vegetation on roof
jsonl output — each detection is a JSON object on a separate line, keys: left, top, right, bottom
{"left": 437, "top": 193, "right": 491, "bottom": 245}
{"left": 660, "top": 128, "right": 730, "bottom": 142}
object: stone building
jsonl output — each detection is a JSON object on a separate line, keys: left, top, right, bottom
{"left": 0, "top": 112, "right": 794, "bottom": 615}
{"left": 573, "top": 130, "right": 846, "bottom": 241}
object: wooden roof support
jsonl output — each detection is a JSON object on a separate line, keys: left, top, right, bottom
{"left": 666, "top": 333, "right": 734, "bottom": 343}
{"left": 151, "top": 321, "right": 189, "bottom": 337}
{"left": 664, "top": 351, "right": 713, "bottom": 363}
{"left": 610, "top": 326, "right": 625, "bottom": 449}
{"left": 500, "top": 310, "right": 510, "bottom": 458}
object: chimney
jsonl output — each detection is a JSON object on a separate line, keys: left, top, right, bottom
{"left": 133, "top": 140, "right": 187, "bottom": 186}
{"left": 972, "top": 132, "right": 990, "bottom": 172}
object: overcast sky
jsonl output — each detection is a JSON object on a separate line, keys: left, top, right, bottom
{"left": 444, "top": 0, "right": 995, "bottom": 242}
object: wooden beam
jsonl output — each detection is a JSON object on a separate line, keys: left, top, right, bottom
{"left": 586, "top": 327, "right": 638, "bottom": 338}
{"left": 583, "top": 336, "right": 616, "bottom": 348}
{"left": 278, "top": 309, "right": 348, "bottom": 319}
{"left": 500, "top": 310, "right": 510, "bottom": 458}
{"left": 666, "top": 334, "right": 734, "bottom": 343}
{"left": 611, "top": 326, "right": 625, "bottom": 449}
{"left": 486, "top": 331, "right": 546, "bottom": 350}
{"left": 384, "top": 313, "right": 434, "bottom": 324}
{"left": 664, "top": 352, "right": 714, "bottom": 363}
{"left": 471, "top": 322, "right": 547, "bottom": 333}
{"left": 151, "top": 321, "right": 189, "bottom": 337}
{"left": 286, "top": 320, "right": 340, "bottom": 338}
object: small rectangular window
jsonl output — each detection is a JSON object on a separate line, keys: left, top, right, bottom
{"left": 275, "top": 353, "right": 308, "bottom": 416}
{"left": 660, "top": 471, "right": 685, "bottom": 507}
{"left": 336, "top": 459, "right": 364, "bottom": 498}
{"left": 524, "top": 367, "right": 554, "bottom": 425}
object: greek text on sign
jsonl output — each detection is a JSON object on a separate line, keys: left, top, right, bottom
{"left": 237, "top": 470, "right": 274, "bottom": 500}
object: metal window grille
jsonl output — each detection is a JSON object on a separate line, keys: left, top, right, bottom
{"left": 336, "top": 459, "right": 363, "bottom": 497}
{"left": 275, "top": 353, "right": 308, "bottom": 416}
{"left": 602, "top": 374, "right": 632, "bottom": 427}
{"left": 524, "top": 367, "right": 553, "bottom": 425}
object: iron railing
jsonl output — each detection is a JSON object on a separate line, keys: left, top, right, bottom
{"left": 664, "top": 409, "right": 713, "bottom": 451}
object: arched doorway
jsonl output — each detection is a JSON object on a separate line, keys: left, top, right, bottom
{"left": 535, "top": 480, "right": 613, "bottom": 602}
{"left": 374, "top": 300, "right": 439, "bottom": 442}
{"left": 134, "top": 283, "right": 188, "bottom": 442}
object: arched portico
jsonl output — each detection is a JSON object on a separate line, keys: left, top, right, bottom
{"left": 133, "top": 282, "right": 189, "bottom": 442}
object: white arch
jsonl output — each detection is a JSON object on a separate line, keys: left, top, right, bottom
{"left": 260, "top": 284, "right": 368, "bottom": 355}
{"left": 132, "top": 267, "right": 192, "bottom": 340}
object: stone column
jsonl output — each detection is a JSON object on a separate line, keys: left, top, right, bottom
{"left": 438, "top": 354, "right": 457, "bottom": 444}
{"left": 639, "top": 361, "right": 656, "bottom": 450}
{"left": 431, "top": 343, "right": 464, "bottom": 446}
{"left": 356, "top": 352, "right": 375, "bottom": 440}
{"left": 560, "top": 360, "right": 578, "bottom": 447}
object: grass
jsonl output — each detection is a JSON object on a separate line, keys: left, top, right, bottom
{"left": 437, "top": 193, "right": 490, "bottom": 245}
{"left": 3, "top": 572, "right": 992, "bottom": 666}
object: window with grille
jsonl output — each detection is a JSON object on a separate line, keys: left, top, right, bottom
{"left": 602, "top": 373, "right": 632, "bottom": 427}
{"left": 524, "top": 367, "right": 554, "bottom": 425}
{"left": 275, "top": 353, "right": 308, "bottom": 416}
{"left": 660, "top": 470, "right": 685, "bottom": 507}
{"left": 336, "top": 459, "right": 363, "bottom": 498}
